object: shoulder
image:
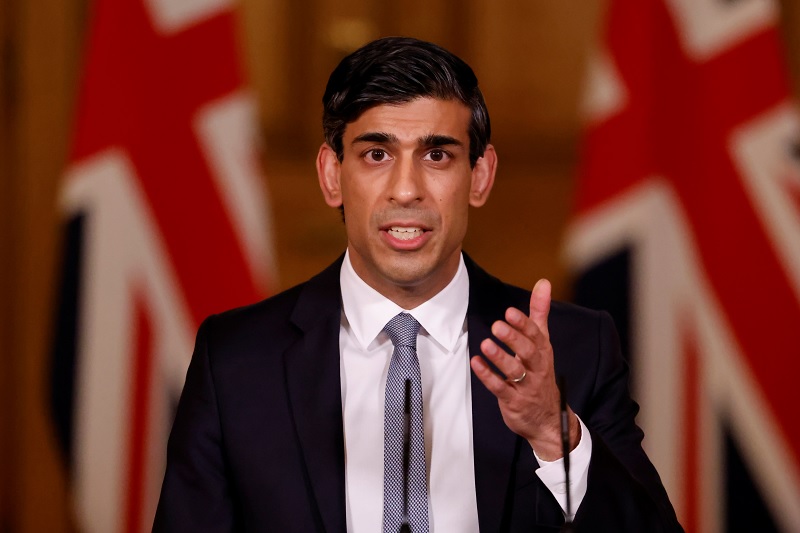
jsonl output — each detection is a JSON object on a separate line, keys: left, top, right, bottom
{"left": 550, "top": 300, "right": 614, "bottom": 338}
{"left": 208, "top": 282, "right": 305, "bottom": 331}
{"left": 464, "top": 252, "right": 613, "bottom": 332}
{"left": 198, "top": 256, "right": 344, "bottom": 355}
{"left": 195, "top": 283, "right": 306, "bottom": 366}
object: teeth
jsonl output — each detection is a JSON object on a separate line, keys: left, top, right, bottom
{"left": 388, "top": 227, "right": 423, "bottom": 240}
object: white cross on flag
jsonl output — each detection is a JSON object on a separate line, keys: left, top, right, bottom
{"left": 566, "top": 0, "right": 800, "bottom": 531}
{"left": 50, "top": 0, "right": 275, "bottom": 531}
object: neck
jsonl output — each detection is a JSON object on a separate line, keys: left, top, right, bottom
{"left": 347, "top": 251, "right": 461, "bottom": 310}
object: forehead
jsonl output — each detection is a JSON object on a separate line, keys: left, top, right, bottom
{"left": 343, "top": 98, "right": 472, "bottom": 144}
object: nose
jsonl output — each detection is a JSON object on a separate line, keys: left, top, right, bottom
{"left": 388, "top": 156, "right": 423, "bottom": 206}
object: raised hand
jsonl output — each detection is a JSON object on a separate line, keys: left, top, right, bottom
{"left": 470, "top": 279, "right": 579, "bottom": 460}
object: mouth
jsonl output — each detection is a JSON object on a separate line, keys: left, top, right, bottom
{"left": 380, "top": 223, "right": 432, "bottom": 250}
{"left": 387, "top": 226, "right": 425, "bottom": 240}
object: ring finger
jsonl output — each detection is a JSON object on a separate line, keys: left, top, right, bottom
{"left": 480, "top": 337, "right": 527, "bottom": 383}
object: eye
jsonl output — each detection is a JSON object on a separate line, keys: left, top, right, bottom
{"left": 424, "top": 149, "right": 450, "bottom": 163}
{"left": 367, "top": 149, "right": 387, "bottom": 162}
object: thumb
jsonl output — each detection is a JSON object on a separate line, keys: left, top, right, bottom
{"left": 529, "top": 279, "right": 552, "bottom": 333}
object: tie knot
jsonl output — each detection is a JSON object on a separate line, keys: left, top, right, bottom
{"left": 383, "top": 312, "right": 421, "bottom": 349}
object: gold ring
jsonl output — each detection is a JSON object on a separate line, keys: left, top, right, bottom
{"left": 508, "top": 371, "right": 527, "bottom": 384}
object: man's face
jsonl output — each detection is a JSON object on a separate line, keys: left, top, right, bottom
{"left": 317, "top": 97, "right": 496, "bottom": 307}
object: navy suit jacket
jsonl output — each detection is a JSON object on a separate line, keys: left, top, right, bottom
{"left": 153, "top": 255, "right": 683, "bottom": 532}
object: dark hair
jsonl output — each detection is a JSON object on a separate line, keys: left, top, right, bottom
{"left": 322, "top": 36, "right": 491, "bottom": 167}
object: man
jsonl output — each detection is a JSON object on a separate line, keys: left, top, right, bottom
{"left": 154, "top": 37, "right": 682, "bottom": 532}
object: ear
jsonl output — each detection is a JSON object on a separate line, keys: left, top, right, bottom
{"left": 317, "top": 143, "right": 343, "bottom": 207}
{"left": 469, "top": 144, "right": 497, "bottom": 207}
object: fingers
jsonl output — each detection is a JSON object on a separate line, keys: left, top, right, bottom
{"left": 470, "top": 354, "right": 515, "bottom": 401}
{"left": 502, "top": 307, "right": 546, "bottom": 347}
{"left": 479, "top": 336, "right": 526, "bottom": 383}
{"left": 472, "top": 278, "right": 555, "bottom": 397}
{"left": 491, "top": 311, "right": 549, "bottom": 373}
{"left": 491, "top": 279, "right": 552, "bottom": 360}
{"left": 472, "top": 279, "right": 565, "bottom": 453}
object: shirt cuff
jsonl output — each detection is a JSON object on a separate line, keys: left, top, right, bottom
{"left": 532, "top": 416, "right": 592, "bottom": 521}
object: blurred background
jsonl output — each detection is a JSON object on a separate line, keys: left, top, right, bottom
{"left": 2, "top": 0, "right": 800, "bottom": 531}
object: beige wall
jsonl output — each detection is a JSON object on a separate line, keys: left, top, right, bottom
{"left": 3, "top": 0, "right": 800, "bottom": 530}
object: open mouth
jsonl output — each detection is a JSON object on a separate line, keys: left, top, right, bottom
{"left": 387, "top": 226, "right": 425, "bottom": 240}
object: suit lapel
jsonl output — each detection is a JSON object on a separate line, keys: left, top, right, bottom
{"left": 284, "top": 257, "right": 347, "bottom": 533}
{"left": 465, "top": 255, "right": 524, "bottom": 532}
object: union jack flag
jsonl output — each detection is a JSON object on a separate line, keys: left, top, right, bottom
{"left": 566, "top": 0, "right": 800, "bottom": 531}
{"left": 50, "top": 0, "right": 275, "bottom": 531}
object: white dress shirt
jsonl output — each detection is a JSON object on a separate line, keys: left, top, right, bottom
{"left": 339, "top": 250, "right": 591, "bottom": 532}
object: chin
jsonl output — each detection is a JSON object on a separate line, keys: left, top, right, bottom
{"left": 380, "top": 267, "right": 431, "bottom": 288}
{"left": 379, "top": 259, "right": 440, "bottom": 288}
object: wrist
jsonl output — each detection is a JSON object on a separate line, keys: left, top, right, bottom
{"left": 529, "top": 412, "right": 581, "bottom": 462}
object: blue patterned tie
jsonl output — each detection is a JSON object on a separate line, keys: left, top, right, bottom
{"left": 383, "top": 313, "right": 429, "bottom": 533}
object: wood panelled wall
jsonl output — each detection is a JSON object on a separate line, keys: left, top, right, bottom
{"left": 3, "top": 1, "right": 800, "bottom": 531}
{"left": 3, "top": 0, "right": 84, "bottom": 531}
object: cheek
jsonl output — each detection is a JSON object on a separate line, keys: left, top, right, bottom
{"left": 341, "top": 173, "right": 380, "bottom": 206}
{"left": 340, "top": 181, "right": 366, "bottom": 211}
{"left": 434, "top": 182, "right": 471, "bottom": 217}
{"left": 438, "top": 197, "right": 470, "bottom": 233}
{"left": 341, "top": 188, "right": 376, "bottom": 236}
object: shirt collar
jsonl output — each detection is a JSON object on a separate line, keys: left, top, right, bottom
{"left": 339, "top": 249, "right": 469, "bottom": 352}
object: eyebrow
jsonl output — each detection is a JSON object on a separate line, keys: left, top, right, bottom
{"left": 351, "top": 131, "right": 464, "bottom": 148}
{"left": 419, "top": 134, "right": 463, "bottom": 148}
{"left": 352, "top": 131, "right": 398, "bottom": 145}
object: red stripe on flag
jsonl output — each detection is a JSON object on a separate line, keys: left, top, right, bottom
{"left": 682, "top": 330, "right": 699, "bottom": 533}
{"left": 125, "top": 296, "right": 153, "bottom": 533}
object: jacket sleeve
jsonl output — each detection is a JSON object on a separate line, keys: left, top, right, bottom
{"left": 570, "top": 310, "right": 684, "bottom": 532}
{"left": 153, "top": 316, "right": 239, "bottom": 532}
